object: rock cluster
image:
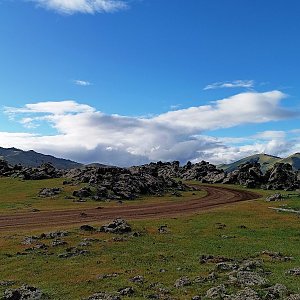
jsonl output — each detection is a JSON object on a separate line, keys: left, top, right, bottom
{"left": 69, "top": 165, "right": 187, "bottom": 200}
{"left": 3, "top": 284, "right": 43, "bottom": 300}
{"left": 0, "top": 160, "right": 62, "bottom": 180}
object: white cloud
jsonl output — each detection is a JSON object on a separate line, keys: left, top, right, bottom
{"left": 30, "top": 0, "right": 128, "bottom": 14}
{"left": 74, "top": 80, "right": 92, "bottom": 86}
{"left": 1, "top": 90, "right": 299, "bottom": 166}
{"left": 254, "top": 130, "right": 286, "bottom": 140}
{"left": 204, "top": 80, "right": 255, "bottom": 90}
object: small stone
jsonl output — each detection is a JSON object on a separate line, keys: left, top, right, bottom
{"left": 206, "top": 284, "right": 227, "bottom": 299}
{"left": 80, "top": 224, "right": 96, "bottom": 231}
{"left": 174, "top": 276, "right": 191, "bottom": 288}
{"left": 129, "top": 275, "right": 144, "bottom": 284}
{"left": 230, "top": 287, "right": 261, "bottom": 300}
{"left": 286, "top": 268, "right": 300, "bottom": 276}
{"left": 118, "top": 287, "right": 134, "bottom": 296}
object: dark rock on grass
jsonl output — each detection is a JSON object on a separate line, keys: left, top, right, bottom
{"left": 194, "top": 272, "right": 218, "bottom": 284}
{"left": 38, "top": 187, "right": 61, "bottom": 197}
{"left": 174, "top": 276, "right": 191, "bottom": 288}
{"left": 40, "top": 231, "right": 69, "bottom": 239}
{"left": 129, "top": 275, "right": 144, "bottom": 284}
{"left": 85, "top": 292, "right": 120, "bottom": 300}
{"left": 97, "top": 273, "right": 120, "bottom": 280}
{"left": 3, "top": 284, "right": 43, "bottom": 300}
{"left": 285, "top": 295, "right": 300, "bottom": 300}
{"left": 238, "top": 259, "right": 263, "bottom": 272}
{"left": 73, "top": 187, "right": 93, "bottom": 198}
{"left": 58, "top": 247, "right": 89, "bottom": 258}
{"left": 80, "top": 224, "right": 96, "bottom": 231}
{"left": 199, "top": 254, "right": 232, "bottom": 264}
{"left": 286, "top": 268, "right": 300, "bottom": 276}
{"left": 158, "top": 225, "right": 168, "bottom": 234}
{"left": 216, "top": 261, "right": 239, "bottom": 271}
{"left": 265, "top": 283, "right": 288, "bottom": 299}
{"left": 118, "top": 287, "right": 134, "bottom": 296}
{"left": 215, "top": 223, "right": 226, "bottom": 229}
{"left": 229, "top": 271, "right": 268, "bottom": 286}
{"left": 99, "top": 218, "right": 132, "bottom": 234}
{"left": 229, "top": 287, "right": 261, "bottom": 300}
{"left": 265, "top": 193, "right": 283, "bottom": 202}
{"left": 192, "top": 296, "right": 201, "bottom": 300}
{"left": 261, "top": 250, "right": 293, "bottom": 261}
{"left": 22, "top": 236, "right": 39, "bottom": 245}
{"left": 25, "top": 243, "right": 48, "bottom": 251}
{"left": 205, "top": 284, "right": 227, "bottom": 299}
{"left": 0, "top": 281, "right": 15, "bottom": 287}
{"left": 51, "top": 239, "right": 67, "bottom": 247}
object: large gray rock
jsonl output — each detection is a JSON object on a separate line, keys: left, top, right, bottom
{"left": 3, "top": 284, "right": 43, "bottom": 300}
{"left": 229, "top": 287, "right": 261, "bottom": 300}
{"left": 99, "top": 219, "right": 132, "bottom": 234}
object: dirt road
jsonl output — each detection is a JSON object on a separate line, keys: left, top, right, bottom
{"left": 0, "top": 185, "right": 259, "bottom": 232}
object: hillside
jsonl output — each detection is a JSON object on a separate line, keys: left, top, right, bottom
{"left": 219, "top": 153, "right": 300, "bottom": 172}
{"left": 0, "top": 147, "right": 82, "bottom": 169}
{"left": 280, "top": 153, "right": 300, "bottom": 170}
{"left": 218, "top": 153, "right": 281, "bottom": 173}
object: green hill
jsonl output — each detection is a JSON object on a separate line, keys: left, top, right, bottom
{"left": 219, "top": 153, "right": 300, "bottom": 173}
{"left": 280, "top": 153, "right": 300, "bottom": 170}
{"left": 218, "top": 153, "right": 281, "bottom": 173}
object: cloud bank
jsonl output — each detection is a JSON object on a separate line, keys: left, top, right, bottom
{"left": 30, "top": 0, "right": 128, "bottom": 14}
{"left": 2, "top": 91, "right": 300, "bottom": 166}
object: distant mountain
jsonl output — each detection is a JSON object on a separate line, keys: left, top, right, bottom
{"left": 0, "top": 147, "right": 82, "bottom": 169}
{"left": 218, "top": 153, "right": 300, "bottom": 173}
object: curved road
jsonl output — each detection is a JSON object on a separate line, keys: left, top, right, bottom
{"left": 0, "top": 185, "right": 259, "bottom": 232}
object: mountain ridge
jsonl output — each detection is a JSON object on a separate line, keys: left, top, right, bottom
{"left": 219, "top": 153, "right": 300, "bottom": 172}
{"left": 0, "top": 147, "right": 82, "bottom": 169}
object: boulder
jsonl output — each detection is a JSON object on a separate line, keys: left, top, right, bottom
{"left": 99, "top": 219, "right": 132, "bottom": 234}
{"left": 3, "top": 284, "right": 43, "bottom": 300}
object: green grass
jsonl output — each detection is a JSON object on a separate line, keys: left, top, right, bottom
{"left": 0, "top": 177, "right": 206, "bottom": 214}
{"left": 0, "top": 180, "right": 299, "bottom": 299}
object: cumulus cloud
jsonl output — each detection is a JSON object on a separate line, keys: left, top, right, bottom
{"left": 29, "top": 0, "right": 128, "bottom": 14}
{"left": 1, "top": 90, "right": 299, "bottom": 166}
{"left": 204, "top": 80, "right": 255, "bottom": 90}
{"left": 74, "top": 80, "right": 92, "bottom": 86}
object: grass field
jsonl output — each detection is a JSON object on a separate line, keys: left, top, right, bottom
{"left": 0, "top": 178, "right": 299, "bottom": 299}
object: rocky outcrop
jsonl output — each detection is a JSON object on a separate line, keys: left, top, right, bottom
{"left": 223, "top": 161, "right": 300, "bottom": 190}
{"left": 3, "top": 284, "right": 43, "bottom": 300}
{"left": 223, "top": 162, "right": 264, "bottom": 188}
{"left": 180, "top": 160, "right": 226, "bottom": 183}
{"left": 264, "top": 163, "right": 300, "bottom": 190}
{"left": 69, "top": 165, "right": 187, "bottom": 200}
{"left": 0, "top": 160, "right": 62, "bottom": 180}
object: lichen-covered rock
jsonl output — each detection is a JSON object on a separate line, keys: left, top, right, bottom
{"left": 174, "top": 276, "right": 191, "bottom": 288}
{"left": 99, "top": 219, "right": 132, "bottom": 234}
{"left": 265, "top": 193, "right": 283, "bottom": 202}
{"left": 3, "top": 284, "right": 43, "bottom": 300}
{"left": 229, "top": 287, "right": 261, "bottom": 300}
{"left": 265, "top": 283, "right": 288, "bottom": 299}
{"left": 286, "top": 268, "right": 300, "bottom": 276}
{"left": 85, "top": 292, "right": 121, "bottom": 300}
{"left": 39, "top": 187, "right": 61, "bottom": 197}
{"left": 230, "top": 271, "right": 268, "bottom": 286}
{"left": 205, "top": 284, "right": 227, "bottom": 299}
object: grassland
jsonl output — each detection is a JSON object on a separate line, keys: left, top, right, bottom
{"left": 0, "top": 178, "right": 299, "bottom": 299}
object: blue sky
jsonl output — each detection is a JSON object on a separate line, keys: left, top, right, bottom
{"left": 0, "top": 0, "right": 299, "bottom": 165}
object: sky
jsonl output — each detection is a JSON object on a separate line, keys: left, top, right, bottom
{"left": 0, "top": 0, "right": 300, "bottom": 166}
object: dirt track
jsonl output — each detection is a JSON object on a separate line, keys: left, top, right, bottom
{"left": 0, "top": 185, "right": 259, "bottom": 232}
